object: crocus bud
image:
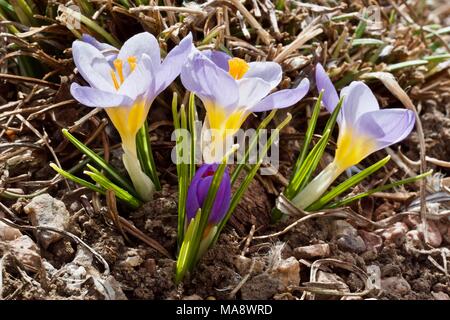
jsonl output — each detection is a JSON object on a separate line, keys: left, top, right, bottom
{"left": 186, "top": 163, "right": 231, "bottom": 225}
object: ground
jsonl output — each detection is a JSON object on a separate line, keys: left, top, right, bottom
{"left": 0, "top": 0, "right": 449, "bottom": 300}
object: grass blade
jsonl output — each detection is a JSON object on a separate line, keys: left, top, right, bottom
{"left": 307, "top": 155, "right": 391, "bottom": 211}
{"left": 136, "top": 120, "right": 161, "bottom": 191}
{"left": 326, "top": 170, "right": 433, "bottom": 209}
{"left": 84, "top": 165, "right": 142, "bottom": 209}
{"left": 62, "top": 128, "right": 138, "bottom": 197}
{"left": 215, "top": 114, "right": 292, "bottom": 243}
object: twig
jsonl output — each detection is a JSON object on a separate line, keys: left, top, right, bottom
{"left": 0, "top": 74, "right": 59, "bottom": 89}
{"left": 274, "top": 22, "right": 323, "bottom": 63}
{"left": 228, "top": 0, "right": 273, "bottom": 45}
{"left": 228, "top": 258, "right": 255, "bottom": 299}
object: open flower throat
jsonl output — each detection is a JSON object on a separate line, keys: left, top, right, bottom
{"left": 110, "top": 56, "right": 137, "bottom": 90}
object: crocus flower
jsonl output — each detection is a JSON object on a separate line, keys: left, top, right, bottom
{"left": 186, "top": 163, "right": 231, "bottom": 229}
{"left": 292, "top": 63, "right": 415, "bottom": 209}
{"left": 70, "top": 32, "right": 193, "bottom": 201}
{"left": 180, "top": 50, "right": 310, "bottom": 162}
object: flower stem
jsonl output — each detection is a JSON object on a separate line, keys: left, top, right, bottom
{"left": 122, "top": 139, "right": 155, "bottom": 202}
{"left": 291, "top": 162, "right": 343, "bottom": 210}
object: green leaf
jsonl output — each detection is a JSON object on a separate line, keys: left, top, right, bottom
{"left": 386, "top": 60, "right": 428, "bottom": 72}
{"left": 62, "top": 129, "right": 138, "bottom": 198}
{"left": 352, "top": 38, "right": 384, "bottom": 46}
{"left": 84, "top": 165, "right": 142, "bottom": 209}
{"left": 173, "top": 93, "right": 189, "bottom": 247}
{"left": 175, "top": 213, "right": 201, "bottom": 283}
{"left": 136, "top": 120, "right": 161, "bottom": 191}
{"left": 307, "top": 155, "right": 391, "bottom": 211}
{"left": 326, "top": 170, "right": 433, "bottom": 209}
{"left": 215, "top": 113, "right": 292, "bottom": 243}
{"left": 285, "top": 129, "right": 331, "bottom": 199}
{"left": 50, "top": 163, "right": 103, "bottom": 194}
{"left": 50, "top": 163, "right": 140, "bottom": 209}
{"left": 354, "top": 11, "right": 367, "bottom": 39}
{"left": 291, "top": 92, "right": 323, "bottom": 177}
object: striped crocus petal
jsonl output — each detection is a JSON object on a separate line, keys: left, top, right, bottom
{"left": 181, "top": 50, "right": 310, "bottom": 134}
{"left": 186, "top": 164, "right": 231, "bottom": 225}
{"left": 334, "top": 81, "right": 415, "bottom": 170}
{"left": 293, "top": 79, "right": 415, "bottom": 210}
{"left": 315, "top": 63, "right": 339, "bottom": 114}
{"left": 70, "top": 32, "right": 193, "bottom": 201}
{"left": 81, "top": 34, "right": 118, "bottom": 64}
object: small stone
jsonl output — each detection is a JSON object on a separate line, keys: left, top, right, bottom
{"left": 0, "top": 220, "right": 22, "bottom": 241}
{"left": 331, "top": 220, "right": 357, "bottom": 238}
{"left": 418, "top": 221, "right": 442, "bottom": 248}
{"left": 358, "top": 230, "right": 382, "bottom": 252}
{"left": 336, "top": 234, "right": 366, "bottom": 253}
{"left": 381, "top": 276, "right": 411, "bottom": 296}
{"left": 8, "top": 235, "right": 41, "bottom": 271}
{"left": 403, "top": 215, "right": 421, "bottom": 228}
{"left": 316, "top": 271, "right": 350, "bottom": 293}
{"left": 234, "top": 255, "right": 265, "bottom": 275}
{"left": 24, "top": 194, "right": 70, "bottom": 249}
{"left": 241, "top": 273, "right": 282, "bottom": 300}
{"left": 183, "top": 294, "right": 203, "bottom": 300}
{"left": 121, "top": 248, "right": 144, "bottom": 267}
{"left": 432, "top": 291, "right": 450, "bottom": 300}
{"left": 406, "top": 230, "right": 422, "bottom": 248}
{"left": 381, "top": 222, "right": 409, "bottom": 244}
{"left": 294, "top": 244, "right": 330, "bottom": 259}
{"left": 269, "top": 257, "right": 300, "bottom": 288}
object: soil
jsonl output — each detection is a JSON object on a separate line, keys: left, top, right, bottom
{"left": 0, "top": 0, "right": 449, "bottom": 301}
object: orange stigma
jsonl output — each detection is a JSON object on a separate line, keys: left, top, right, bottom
{"left": 228, "top": 57, "right": 249, "bottom": 80}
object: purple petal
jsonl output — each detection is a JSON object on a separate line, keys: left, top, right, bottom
{"left": 209, "top": 167, "right": 231, "bottom": 224}
{"left": 154, "top": 33, "right": 194, "bottom": 95}
{"left": 185, "top": 163, "right": 231, "bottom": 225}
{"left": 181, "top": 52, "right": 239, "bottom": 110}
{"left": 118, "top": 54, "right": 154, "bottom": 101}
{"left": 202, "top": 50, "right": 231, "bottom": 71}
{"left": 72, "top": 40, "right": 113, "bottom": 91}
{"left": 354, "top": 108, "right": 415, "bottom": 151}
{"left": 186, "top": 175, "right": 202, "bottom": 222}
{"left": 117, "top": 32, "right": 160, "bottom": 76}
{"left": 81, "top": 34, "right": 118, "bottom": 63}
{"left": 250, "top": 78, "right": 310, "bottom": 112}
{"left": 70, "top": 83, "right": 133, "bottom": 108}
{"left": 244, "top": 61, "right": 282, "bottom": 89}
{"left": 238, "top": 78, "right": 272, "bottom": 110}
{"left": 340, "top": 81, "right": 380, "bottom": 126}
{"left": 315, "top": 63, "right": 339, "bottom": 114}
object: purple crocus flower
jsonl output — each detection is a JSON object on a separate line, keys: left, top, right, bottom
{"left": 186, "top": 164, "right": 231, "bottom": 225}
{"left": 70, "top": 32, "right": 193, "bottom": 201}
{"left": 292, "top": 63, "right": 415, "bottom": 209}
{"left": 180, "top": 50, "right": 310, "bottom": 162}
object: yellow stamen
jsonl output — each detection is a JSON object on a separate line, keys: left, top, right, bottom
{"left": 127, "top": 56, "right": 137, "bottom": 72}
{"left": 113, "top": 59, "right": 124, "bottom": 83}
{"left": 228, "top": 57, "right": 249, "bottom": 80}
{"left": 110, "top": 70, "right": 119, "bottom": 90}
